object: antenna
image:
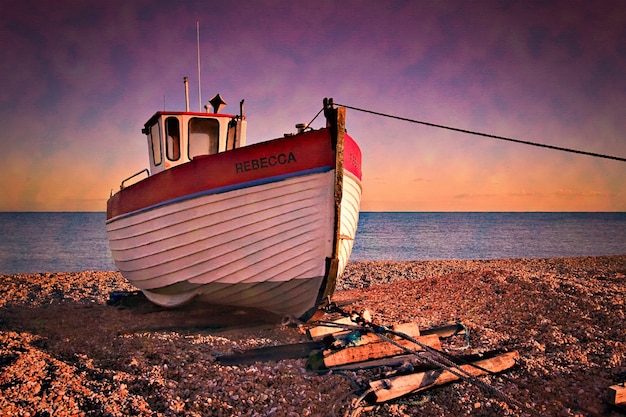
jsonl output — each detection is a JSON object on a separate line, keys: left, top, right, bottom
{"left": 196, "top": 21, "right": 201, "bottom": 112}
{"left": 184, "top": 77, "right": 190, "bottom": 112}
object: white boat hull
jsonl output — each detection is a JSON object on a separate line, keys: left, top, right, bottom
{"left": 107, "top": 170, "right": 361, "bottom": 318}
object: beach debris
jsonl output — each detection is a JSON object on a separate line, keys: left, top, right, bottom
{"left": 217, "top": 320, "right": 464, "bottom": 367}
{"left": 306, "top": 315, "right": 367, "bottom": 339}
{"left": 217, "top": 307, "right": 520, "bottom": 410}
{"left": 367, "top": 350, "right": 520, "bottom": 403}
{"left": 608, "top": 383, "right": 626, "bottom": 408}
{"left": 106, "top": 290, "right": 144, "bottom": 306}
{"left": 303, "top": 310, "right": 519, "bottom": 406}
{"left": 307, "top": 333, "right": 441, "bottom": 370}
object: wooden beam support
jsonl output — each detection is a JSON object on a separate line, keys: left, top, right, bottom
{"left": 609, "top": 384, "right": 626, "bottom": 406}
{"left": 220, "top": 322, "right": 423, "bottom": 366}
{"left": 421, "top": 322, "right": 467, "bottom": 338}
{"left": 345, "top": 322, "right": 422, "bottom": 347}
{"left": 322, "top": 334, "right": 441, "bottom": 368}
{"left": 307, "top": 316, "right": 356, "bottom": 339}
{"left": 368, "top": 350, "right": 520, "bottom": 403}
{"left": 308, "top": 320, "right": 466, "bottom": 341}
{"left": 307, "top": 310, "right": 373, "bottom": 339}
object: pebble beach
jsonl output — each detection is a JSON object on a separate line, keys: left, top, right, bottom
{"left": 1, "top": 255, "right": 625, "bottom": 416}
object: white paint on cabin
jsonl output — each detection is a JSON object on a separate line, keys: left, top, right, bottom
{"left": 144, "top": 112, "right": 247, "bottom": 175}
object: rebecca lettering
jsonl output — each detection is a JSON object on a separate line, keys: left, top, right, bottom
{"left": 235, "top": 152, "right": 297, "bottom": 173}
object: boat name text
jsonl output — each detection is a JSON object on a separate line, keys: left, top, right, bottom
{"left": 235, "top": 152, "right": 297, "bottom": 173}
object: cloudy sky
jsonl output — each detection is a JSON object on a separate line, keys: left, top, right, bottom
{"left": 1, "top": 0, "right": 625, "bottom": 212}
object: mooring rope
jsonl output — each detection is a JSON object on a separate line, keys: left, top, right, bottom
{"left": 333, "top": 103, "right": 626, "bottom": 162}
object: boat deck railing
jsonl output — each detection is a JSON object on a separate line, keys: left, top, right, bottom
{"left": 120, "top": 168, "right": 150, "bottom": 190}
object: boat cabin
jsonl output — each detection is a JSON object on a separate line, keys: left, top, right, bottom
{"left": 141, "top": 95, "right": 247, "bottom": 175}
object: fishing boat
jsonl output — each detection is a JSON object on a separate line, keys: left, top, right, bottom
{"left": 106, "top": 80, "right": 362, "bottom": 321}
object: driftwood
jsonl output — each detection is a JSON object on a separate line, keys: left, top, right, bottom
{"left": 306, "top": 310, "right": 373, "bottom": 339}
{"left": 331, "top": 322, "right": 422, "bottom": 347}
{"left": 368, "top": 350, "right": 520, "bottom": 403}
{"left": 308, "top": 319, "right": 466, "bottom": 340}
{"left": 420, "top": 322, "right": 467, "bottom": 338}
{"left": 219, "top": 322, "right": 464, "bottom": 366}
{"left": 307, "top": 316, "right": 359, "bottom": 339}
{"left": 319, "top": 334, "right": 442, "bottom": 369}
{"left": 215, "top": 310, "right": 522, "bottom": 407}
{"left": 327, "top": 349, "right": 512, "bottom": 373}
{"left": 608, "top": 384, "right": 626, "bottom": 407}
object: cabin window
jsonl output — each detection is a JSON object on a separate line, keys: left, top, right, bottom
{"left": 149, "top": 122, "right": 162, "bottom": 166}
{"left": 165, "top": 117, "right": 181, "bottom": 161}
{"left": 188, "top": 118, "right": 219, "bottom": 159}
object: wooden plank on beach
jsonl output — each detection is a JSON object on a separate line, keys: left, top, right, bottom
{"left": 309, "top": 320, "right": 465, "bottom": 342}
{"left": 345, "top": 322, "right": 422, "bottom": 347}
{"left": 421, "top": 322, "right": 467, "bottom": 338}
{"left": 329, "top": 349, "right": 513, "bottom": 373}
{"left": 308, "top": 319, "right": 420, "bottom": 342}
{"left": 322, "top": 334, "right": 441, "bottom": 368}
{"left": 608, "top": 384, "right": 626, "bottom": 406}
{"left": 307, "top": 316, "right": 356, "bottom": 339}
{"left": 218, "top": 323, "right": 423, "bottom": 366}
{"left": 219, "top": 320, "right": 464, "bottom": 367}
{"left": 307, "top": 310, "right": 373, "bottom": 339}
{"left": 392, "top": 322, "right": 421, "bottom": 337}
{"left": 368, "top": 350, "right": 520, "bottom": 403}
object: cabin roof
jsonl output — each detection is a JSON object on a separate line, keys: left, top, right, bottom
{"left": 143, "top": 111, "right": 242, "bottom": 128}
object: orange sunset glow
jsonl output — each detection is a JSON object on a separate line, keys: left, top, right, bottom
{"left": 1, "top": 1, "right": 625, "bottom": 212}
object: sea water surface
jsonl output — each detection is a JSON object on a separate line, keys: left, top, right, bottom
{"left": 0, "top": 212, "right": 115, "bottom": 274}
{"left": 350, "top": 212, "right": 626, "bottom": 261}
{"left": 0, "top": 212, "right": 625, "bottom": 274}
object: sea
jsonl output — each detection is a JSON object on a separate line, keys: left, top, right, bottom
{"left": 0, "top": 212, "right": 625, "bottom": 274}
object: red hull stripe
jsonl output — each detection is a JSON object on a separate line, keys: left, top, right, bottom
{"left": 344, "top": 132, "right": 362, "bottom": 180}
{"left": 107, "top": 166, "right": 332, "bottom": 223}
{"left": 107, "top": 129, "right": 361, "bottom": 220}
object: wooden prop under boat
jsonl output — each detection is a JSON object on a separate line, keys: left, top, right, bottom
{"left": 106, "top": 94, "right": 362, "bottom": 321}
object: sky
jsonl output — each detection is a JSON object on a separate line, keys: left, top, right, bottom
{"left": 1, "top": 0, "right": 625, "bottom": 212}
